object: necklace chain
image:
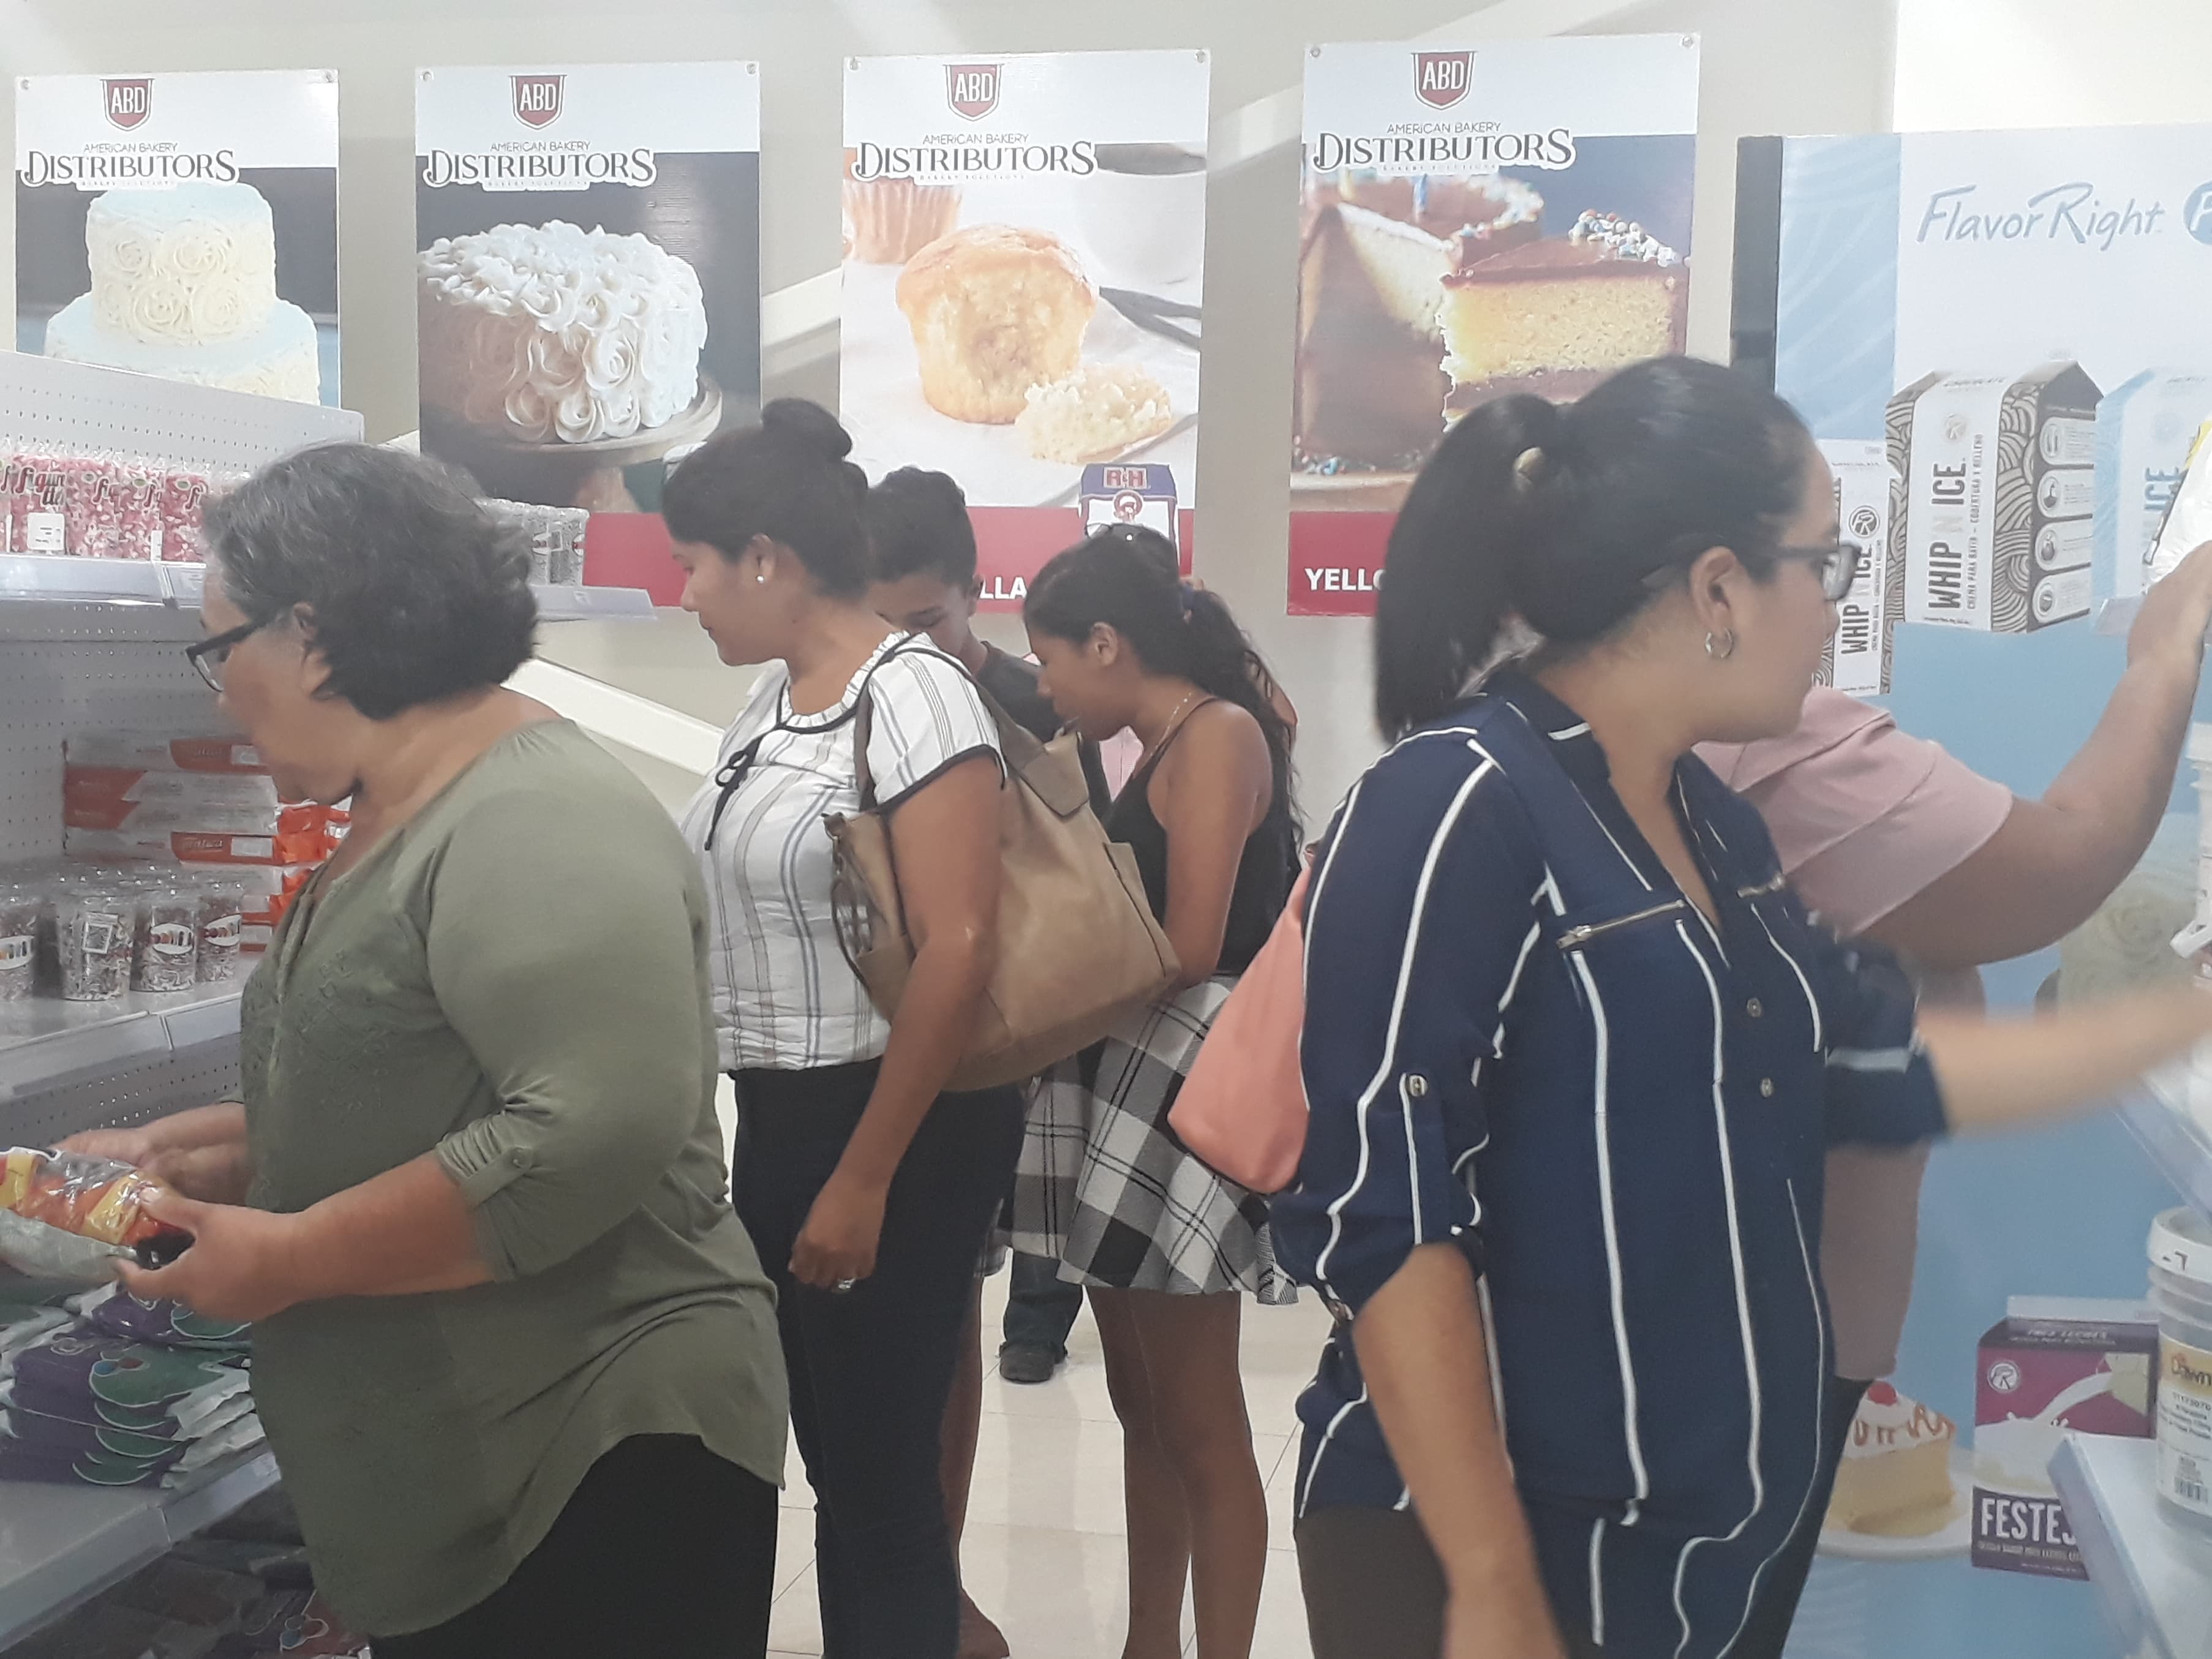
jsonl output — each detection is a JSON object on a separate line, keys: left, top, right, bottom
{"left": 1141, "top": 690, "right": 1201, "bottom": 767}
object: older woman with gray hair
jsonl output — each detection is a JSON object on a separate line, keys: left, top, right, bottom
{"left": 66, "top": 443, "right": 788, "bottom": 1659}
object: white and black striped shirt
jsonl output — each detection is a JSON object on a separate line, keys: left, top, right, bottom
{"left": 680, "top": 633, "right": 1001, "bottom": 1072}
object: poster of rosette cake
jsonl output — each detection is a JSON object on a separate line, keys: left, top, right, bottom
{"left": 15, "top": 70, "right": 339, "bottom": 407}
{"left": 413, "top": 62, "right": 761, "bottom": 512}
{"left": 1288, "top": 35, "right": 1699, "bottom": 617}
{"left": 841, "top": 51, "right": 1211, "bottom": 608}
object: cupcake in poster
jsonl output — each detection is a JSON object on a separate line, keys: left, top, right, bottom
{"left": 412, "top": 62, "right": 761, "bottom": 511}
{"left": 838, "top": 50, "right": 1209, "bottom": 573}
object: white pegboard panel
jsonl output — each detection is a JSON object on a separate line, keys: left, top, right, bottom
{"left": 0, "top": 353, "right": 359, "bottom": 473}
{"left": 3, "top": 1045, "right": 241, "bottom": 1151}
{"left": 0, "top": 637, "right": 219, "bottom": 865}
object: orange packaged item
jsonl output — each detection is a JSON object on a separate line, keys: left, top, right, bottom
{"left": 0, "top": 1148, "right": 192, "bottom": 1277}
{"left": 65, "top": 822, "right": 329, "bottom": 867}
{"left": 63, "top": 732, "right": 266, "bottom": 775}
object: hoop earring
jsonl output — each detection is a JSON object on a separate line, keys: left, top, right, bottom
{"left": 1704, "top": 628, "right": 1736, "bottom": 662}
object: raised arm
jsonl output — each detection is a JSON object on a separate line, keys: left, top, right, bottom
{"left": 1867, "top": 541, "right": 2212, "bottom": 969}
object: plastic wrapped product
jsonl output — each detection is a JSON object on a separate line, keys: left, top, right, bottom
{"left": 0, "top": 1148, "right": 192, "bottom": 1279}
{"left": 55, "top": 883, "right": 135, "bottom": 1002}
{"left": 0, "top": 881, "right": 36, "bottom": 1002}
{"left": 2148, "top": 417, "right": 2212, "bottom": 590}
{"left": 197, "top": 876, "right": 246, "bottom": 984}
{"left": 132, "top": 885, "right": 200, "bottom": 994}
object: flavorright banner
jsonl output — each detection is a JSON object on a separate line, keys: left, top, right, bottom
{"left": 1737, "top": 122, "right": 2212, "bottom": 1659}
{"left": 1287, "top": 34, "right": 1699, "bottom": 616}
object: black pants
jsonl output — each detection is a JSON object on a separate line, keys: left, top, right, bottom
{"left": 1295, "top": 1505, "right": 1603, "bottom": 1659}
{"left": 1003, "top": 1248, "right": 1083, "bottom": 1355}
{"left": 1729, "top": 1375, "right": 1872, "bottom": 1659}
{"left": 374, "top": 1435, "right": 778, "bottom": 1659}
{"left": 732, "top": 1061, "right": 1026, "bottom": 1659}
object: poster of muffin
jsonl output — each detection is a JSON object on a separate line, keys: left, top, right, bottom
{"left": 1288, "top": 36, "right": 1700, "bottom": 617}
{"left": 15, "top": 70, "right": 339, "bottom": 407}
{"left": 414, "top": 62, "right": 761, "bottom": 511}
{"left": 841, "top": 51, "right": 1211, "bottom": 606}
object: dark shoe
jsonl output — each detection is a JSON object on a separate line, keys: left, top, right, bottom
{"left": 998, "top": 1341, "right": 1061, "bottom": 1385}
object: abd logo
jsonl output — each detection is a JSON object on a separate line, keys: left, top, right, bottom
{"left": 1413, "top": 51, "right": 1473, "bottom": 112}
{"left": 102, "top": 78, "right": 152, "bottom": 132}
{"left": 946, "top": 63, "right": 1001, "bottom": 123}
{"left": 511, "top": 74, "right": 565, "bottom": 130}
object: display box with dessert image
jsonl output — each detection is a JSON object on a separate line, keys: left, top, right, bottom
{"left": 1287, "top": 34, "right": 1699, "bottom": 617}
{"left": 413, "top": 62, "right": 761, "bottom": 513}
{"left": 16, "top": 70, "right": 340, "bottom": 408}
{"left": 840, "top": 50, "right": 1210, "bottom": 604}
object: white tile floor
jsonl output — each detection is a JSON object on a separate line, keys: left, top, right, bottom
{"left": 763, "top": 1271, "right": 1335, "bottom": 1659}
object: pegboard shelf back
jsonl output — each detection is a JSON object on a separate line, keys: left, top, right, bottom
{"left": 0, "top": 354, "right": 359, "bottom": 473}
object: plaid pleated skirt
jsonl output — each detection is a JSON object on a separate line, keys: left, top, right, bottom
{"left": 1009, "top": 977, "right": 1296, "bottom": 1304}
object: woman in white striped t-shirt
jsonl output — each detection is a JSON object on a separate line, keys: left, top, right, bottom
{"left": 664, "top": 401, "right": 1023, "bottom": 1659}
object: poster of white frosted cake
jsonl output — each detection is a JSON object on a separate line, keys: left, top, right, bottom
{"left": 15, "top": 70, "right": 339, "bottom": 407}
{"left": 415, "top": 62, "right": 761, "bottom": 511}
{"left": 842, "top": 51, "right": 1211, "bottom": 606}
{"left": 1288, "top": 36, "right": 1699, "bottom": 617}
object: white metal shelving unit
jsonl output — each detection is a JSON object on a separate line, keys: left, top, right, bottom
{"left": 0, "top": 359, "right": 355, "bottom": 1650}
{"left": 2053, "top": 1434, "right": 2212, "bottom": 1659}
{"left": 0, "top": 360, "right": 661, "bottom": 1646}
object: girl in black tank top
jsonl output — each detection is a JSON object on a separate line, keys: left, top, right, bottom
{"left": 1011, "top": 525, "right": 1298, "bottom": 1659}
{"left": 1108, "top": 701, "right": 1296, "bottom": 976}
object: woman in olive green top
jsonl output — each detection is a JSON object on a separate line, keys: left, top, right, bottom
{"left": 70, "top": 445, "right": 788, "bottom": 1659}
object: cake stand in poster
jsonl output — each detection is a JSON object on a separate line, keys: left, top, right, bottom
{"left": 421, "top": 377, "right": 723, "bottom": 513}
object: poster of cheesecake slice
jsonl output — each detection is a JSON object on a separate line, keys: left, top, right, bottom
{"left": 16, "top": 70, "right": 339, "bottom": 407}
{"left": 841, "top": 51, "right": 1211, "bottom": 608}
{"left": 1290, "top": 36, "right": 1699, "bottom": 617}
{"left": 415, "top": 62, "right": 761, "bottom": 511}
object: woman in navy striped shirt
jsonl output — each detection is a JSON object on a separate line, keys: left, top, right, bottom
{"left": 1274, "top": 358, "right": 2212, "bottom": 1659}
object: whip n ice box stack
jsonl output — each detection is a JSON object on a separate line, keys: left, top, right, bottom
{"left": 2094, "top": 370, "right": 2212, "bottom": 604}
{"left": 1816, "top": 437, "right": 1898, "bottom": 695}
{"left": 1971, "top": 1296, "right": 2158, "bottom": 1578}
{"left": 1898, "top": 363, "right": 2101, "bottom": 633}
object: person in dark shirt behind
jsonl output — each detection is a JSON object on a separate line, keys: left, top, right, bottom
{"left": 863, "top": 465, "right": 1094, "bottom": 1659}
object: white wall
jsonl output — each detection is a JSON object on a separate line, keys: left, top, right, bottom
{"left": 1895, "top": 0, "right": 2212, "bottom": 130}
{"left": 9, "top": 0, "right": 1901, "bottom": 814}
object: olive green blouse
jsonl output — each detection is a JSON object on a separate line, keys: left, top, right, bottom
{"left": 240, "top": 720, "right": 786, "bottom": 1636}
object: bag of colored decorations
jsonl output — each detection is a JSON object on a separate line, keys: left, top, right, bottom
{"left": 0, "top": 1148, "right": 192, "bottom": 1281}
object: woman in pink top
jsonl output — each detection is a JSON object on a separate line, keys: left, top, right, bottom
{"left": 1699, "top": 540, "right": 2212, "bottom": 1641}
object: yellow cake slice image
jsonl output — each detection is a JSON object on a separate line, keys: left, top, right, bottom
{"left": 1827, "top": 1381, "right": 1960, "bottom": 1538}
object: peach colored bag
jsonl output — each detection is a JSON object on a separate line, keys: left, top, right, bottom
{"left": 1168, "top": 863, "right": 1312, "bottom": 1195}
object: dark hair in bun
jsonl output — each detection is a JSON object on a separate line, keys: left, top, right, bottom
{"left": 663, "top": 397, "right": 870, "bottom": 597}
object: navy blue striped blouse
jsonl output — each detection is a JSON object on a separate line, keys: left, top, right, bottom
{"left": 1273, "top": 672, "right": 1946, "bottom": 1659}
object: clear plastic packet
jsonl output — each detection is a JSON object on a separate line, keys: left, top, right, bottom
{"left": 0, "top": 1148, "right": 192, "bottom": 1281}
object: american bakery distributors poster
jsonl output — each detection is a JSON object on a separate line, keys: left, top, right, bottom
{"left": 15, "top": 70, "right": 339, "bottom": 407}
{"left": 1288, "top": 34, "right": 1699, "bottom": 617}
{"left": 841, "top": 50, "right": 1211, "bottom": 606}
{"left": 414, "top": 62, "right": 761, "bottom": 511}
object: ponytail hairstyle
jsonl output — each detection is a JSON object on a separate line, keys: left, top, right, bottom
{"left": 1026, "top": 525, "right": 1296, "bottom": 810}
{"left": 1374, "top": 356, "right": 1815, "bottom": 739}
{"left": 661, "top": 399, "right": 871, "bottom": 597}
